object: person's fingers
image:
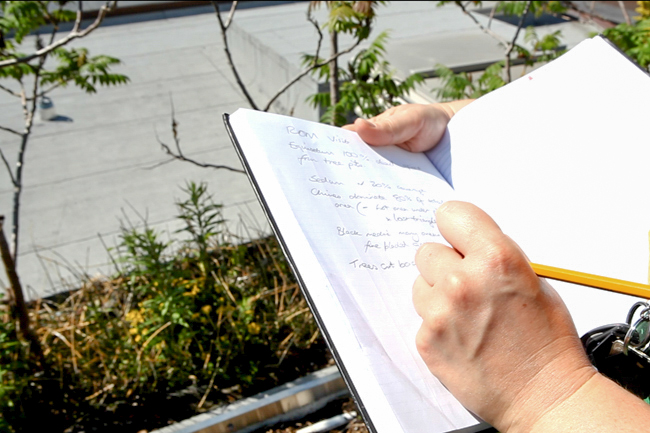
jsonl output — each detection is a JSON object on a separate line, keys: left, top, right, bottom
{"left": 412, "top": 273, "right": 455, "bottom": 321}
{"left": 343, "top": 102, "right": 476, "bottom": 152}
{"left": 412, "top": 275, "right": 430, "bottom": 318}
{"left": 414, "top": 241, "right": 460, "bottom": 286}
{"left": 355, "top": 110, "right": 424, "bottom": 147}
{"left": 344, "top": 105, "right": 447, "bottom": 151}
{"left": 435, "top": 201, "right": 507, "bottom": 258}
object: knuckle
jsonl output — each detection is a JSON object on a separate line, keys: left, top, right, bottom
{"left": 481, "top": 241, "right": 522, "bottom": 275}
{"left": 415, "top": 324, "right": 441, "bottom": 356}
{"left": 415, "top": 327, "right": 431, "bottom": 355}
{"left": 416, "top": 307, "right": 452, "bottom": 357}
{"left": 444, "top": 271, "right": 474, "bottom": 306}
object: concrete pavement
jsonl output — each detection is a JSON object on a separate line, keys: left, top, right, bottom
{"left": 0, "top": 1, "right": 601, "bottom": 299}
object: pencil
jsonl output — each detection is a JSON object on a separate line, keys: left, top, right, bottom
{"left": 530, "top": 263, "right": 650, "bottom": 299}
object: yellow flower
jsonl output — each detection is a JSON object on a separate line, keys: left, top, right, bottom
{"left": 134, "top": 335, "right": 141, "bottom": 342}
{"left": 247, "top": 322, "right": 261, "bottom": 335}
{"left": 129, "top": 327, "right": 139, "bottom": 335}
{"left": 636, "top": 1, "right": 650, "bottom": 19}
{"left": 192, "top": 312, "right": 200, "bottom": 320}
{"left": 201, "top": 305, "right": 212, "bottom": 314}
{"left": 183, "top": 285, "right": 201, "bottom": 297}
{"left": 126, "top": 310, "right": 144, "bottom": 325}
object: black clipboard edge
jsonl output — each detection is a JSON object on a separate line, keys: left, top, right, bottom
{"left": 223, "top": 112, "right": 379, "bottom": 433}
{"left": 223, "top": 112, "right": 497, "bottom": 433}
{"left": 597, "top": 34, "right": 650, "bottom": 76}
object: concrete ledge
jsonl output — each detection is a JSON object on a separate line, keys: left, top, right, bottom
{"left": 152, "top": 366, "right": 348, "bottom": 433}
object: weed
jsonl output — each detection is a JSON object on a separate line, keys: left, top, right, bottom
{"left": 0, "top": 182, "right": 326, "bottom": 432}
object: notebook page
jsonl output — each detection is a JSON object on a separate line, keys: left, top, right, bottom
{"left": 229, "top": 108, "right": 486, "bottom": 433}
{"left": 439, "top": 36, "right": 650, "bottom": 335}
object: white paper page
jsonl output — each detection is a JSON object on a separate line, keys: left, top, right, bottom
{"left": 229, "top": 108, "right": 486, "bottom": 433}
{"left": 435, "top": 36, "right": 650, "bottom": 335}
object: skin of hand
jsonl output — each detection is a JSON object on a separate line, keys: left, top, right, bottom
{"left": 348, "top": 102, "right": 650, "bottom": 430}
{"left": 414, "top": 201, "right": 650, "bottom": 432}
{"left": 413, "top": 201, "right": 599, "bottom": 432}
{"left": 342, "top": 100, "right": 472, "bottom": 152}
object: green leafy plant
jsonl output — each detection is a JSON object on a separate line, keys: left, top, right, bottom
{"left": 38, "top": 47, "right": 129, "bottom": 93}
{"left": 434, "top": 61, "right": 506, "bottom": 101}
{"left": 434, "top": 1, "right": 566, "bottom": 101}
{"left": 0, "top": 0, "right": 129, "bottom": 259}
{"left": 0, "top": 3, "right": 128, "bottom": 362}
{"left": 306, "top": 1, "right": 388, "bottom": 125}
{"left": 306, "top": 31, "right": 423, "bottom": 125}
{"left": 0, "top": 182, "right": 324, "bottom": 432}
{"left": 601, "top": 1, "right": 650, "bottom": 71}
{"left": 493, "top": 0, "right": 567, "bottom": 17}
{"left": 521, "top": 27, "right": 564, "bottom": 63}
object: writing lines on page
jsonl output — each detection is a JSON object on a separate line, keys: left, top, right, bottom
{"left": 229, "top": 108, "right": 481, "bottom": 433}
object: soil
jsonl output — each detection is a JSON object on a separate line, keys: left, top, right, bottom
{"left": 7, "top": 340, "right": 336, "bottom": 433}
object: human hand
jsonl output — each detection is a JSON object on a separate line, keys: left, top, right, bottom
{"left": 342, "top": 100, "right": 472, "bottom": 153}
{"left": 412, "top": 201, "right": 595, "bottom": 432}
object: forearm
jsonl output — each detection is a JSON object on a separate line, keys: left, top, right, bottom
{"left": 413, "top": 201, "right": 650, "bottom": 432}
{"left": 525, "top": 373, "right": 650, "bottom": 433}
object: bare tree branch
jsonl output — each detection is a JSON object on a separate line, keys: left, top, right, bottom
{"left": 487, "top": 2, "right": 497, "bottom": 29}
{"left": 263, "top": 36, "right": 363, "bottom": 112}
{"left": 565, "top": 2, "right": 618, "bottom": 27}
{"left": 455, "top": 0, "right": 532, "bottom": 83}
{"left": 157, "top": 134, "right": 245, "bottom": 174}
{"left": 307, "top": 11, "right": 325, "bottom": 65}
{"left": 618, "top": 1, "right": 631, "bottom": 25}
{"left": 18, "top": 81, "right": 28, "bottom": 121}
{"left": 212, "top": 1, "right": 366, "bottom": 114}
{"left": 211, "top": 1, "right": 259, "bottom": 110}
{"left": 0, "top": 1, "right": 117, "bottom": 69}
{"left": 36, "top": 81, "right": 64, "bottom": 99}
{"left": 263, "top": 10, "right": 324, "bottom": 111}
{"left": 9, "top": 17, "right": 52, "bottom": 262}
{"left": 156, "top": 99, "right": 245, "bottom": 174}
{"left": 73, "top": 1, "right": 84, "bottom": 33}
{"left": 0, "top": 125, "right": 22, "bottom": 137}
{"left": 224, "top": 0, "right": 238, "bottom": 29}
{"left": 0, "top": 147, "right": 17, "bottom": 185}
{"left": 0, "top": 215, "right": 46, "bottom": 368}
{"left": 455, "top": 1, "right": 509, "bottom": 47}
{"left": 504, "top": 0, "right": 532, "bottom": 82}
{"left": 0, "top": 83, "right": 21, "bottom": 98}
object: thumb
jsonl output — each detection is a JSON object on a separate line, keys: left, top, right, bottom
{"left": 436, "top": 201, "right": 507, "bottom": 257}
{"left": 347, "top": 116, "right": 406, "bottom": 147}
{"left": 344, "top": 104, "right": 446, "bottom": 152}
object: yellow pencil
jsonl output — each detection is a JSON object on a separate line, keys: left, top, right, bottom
{"left": 530, "top": 263, "right": 650, "bottom": 299}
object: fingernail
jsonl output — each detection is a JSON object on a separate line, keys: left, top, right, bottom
{"left": 360, "top": 118, "right": 376, "bottom": 128}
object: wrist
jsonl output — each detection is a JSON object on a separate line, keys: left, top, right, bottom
{"left": 525, "top": 372, "right": 650, "bottom": 433}
{"left": 495, "top": 338, "right": 597, "bottom": 433}
{"left": 434, "top": 99, "right": 474, "bottom": 120}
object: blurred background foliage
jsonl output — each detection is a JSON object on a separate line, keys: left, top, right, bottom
{"left": 0, "top": 182, "right": 324, "bottom": 432}
{"left": 2, "top": 1, "right": 650, "bottom": 432}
